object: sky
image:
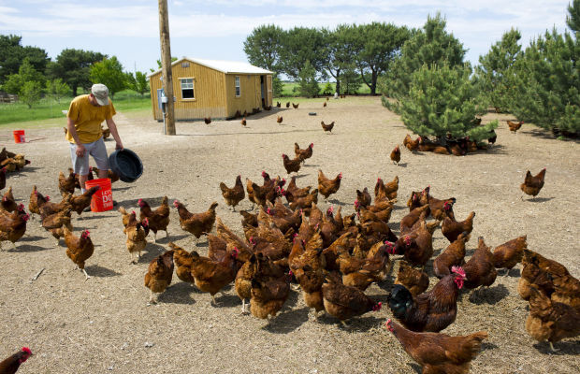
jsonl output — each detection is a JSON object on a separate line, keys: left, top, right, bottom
{"left": 0, "top": 0, "right": 572, "bottom": 77}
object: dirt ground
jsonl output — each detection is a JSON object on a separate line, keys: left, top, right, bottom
{"left": 0, "top": 97, "right": 578, "bottom": 373}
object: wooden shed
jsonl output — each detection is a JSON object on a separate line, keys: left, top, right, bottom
{"left": 148, "top": 58, "right": 273, "bottom": 121}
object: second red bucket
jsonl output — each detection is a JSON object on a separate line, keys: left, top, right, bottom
{"left": 13, "top": 130, "right": 25, "bottom": 143}
{"left": 85, "top": 178, "right": 113, "bottom": 212}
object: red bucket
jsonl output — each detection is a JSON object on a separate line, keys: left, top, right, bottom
{"left": 85, "top": 178, "right": 113, "bottom": 212}
{"left": 13, "top": 130, "right": 25, "bottom": 143}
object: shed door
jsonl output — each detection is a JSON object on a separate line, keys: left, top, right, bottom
{"left": 266, "top": 75, "right": 272, "bottom": 107}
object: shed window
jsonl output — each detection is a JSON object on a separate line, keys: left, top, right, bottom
{"left": 235, "top": 76, "right": 241, "bottom": 97}
{"left": 180, "top": 78, "right": 194, "bottom": 99}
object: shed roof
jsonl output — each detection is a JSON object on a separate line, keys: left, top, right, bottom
{"left": 149, "top": 58, "right": 273, "bottom": 77}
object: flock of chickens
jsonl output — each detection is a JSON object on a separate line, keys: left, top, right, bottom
{"left": 0, "top": 113, "right": 575, "bottom": 373}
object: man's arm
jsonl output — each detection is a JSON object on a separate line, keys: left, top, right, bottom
{"left": 106, "top": 118, "right": 124, "bottom": 150}
{"left": 67, "top": 117, "right": 86, "bottom": 157}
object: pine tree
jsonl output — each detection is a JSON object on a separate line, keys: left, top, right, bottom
{"left": 381, "top": 13, "right": 466, "bottom": 113}
{"left": 476, "top": 28, "right": 522, "bottom": 113}
{"left": 400, "top": 63, "right": 497, "bottom": 141}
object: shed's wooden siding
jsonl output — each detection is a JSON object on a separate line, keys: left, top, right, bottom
{"left": 149, "top": 59, "right": 272, "bottom": 121}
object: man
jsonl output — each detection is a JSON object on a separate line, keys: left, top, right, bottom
{"left": 66, "top": 83, "right": 123, "bottom": 193}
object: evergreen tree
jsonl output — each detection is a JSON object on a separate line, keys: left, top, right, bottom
{"left": 510, "top": 27, "right": 579, "bottom": 137}
{"left": 568, "top": 0, "right": 580, "bottom": 32}
{"left": 476, "top": 28, "right": 522, "bottom": 113}
{"left": 89, "top": 56, "right": 127, "bottom": 97}
{"left": 272, "top": 73, "right": 283, "bottom": 98}
{"left": 381, "top": 13, "right": 466, "bottom": 113}
{"left": 297, "top": 60, "right": 320, "bottom": 98}
{"left": 400, "top": 63, "right": 497, "bottom": 141}
{"left": 47, "top": 48, "right": 107, "bottom": 96}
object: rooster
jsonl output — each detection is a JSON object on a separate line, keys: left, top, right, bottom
{"left": 64, "top": 228, "right": 94, "bottom": 280}
{"left": 138, "top": 196, "right": 170, "bottom": 243}
{"left": 173, "top": 200, "right": 218, "bottom": 239}
{"left": 277, "top": 115, "right": 283, "bottom": 124}
{"left": 520, "top": 168, "right": 546, "bottom": 200}
{"left": 282, "top": 154, "right": 301, "bottom": 175}
{"left": 390, "top": 145, "right": 401, "bottom": 165}
{"left": 292, "top": 103, "right": 299, "bottom": 109}
{"left": 220, "top": 175, "right": 245, "bottom": 211}
{"left": 294, "top": 142, "right": 314, "bottom": 164}
{"left": 0, "top": 347, "right": 33, "bottom": 374}
{"left": 204, "top": 117, "right": 212, "bottom": 125}
{"left": 321, "top": 121, "right": 335, "bottom": 133}
{"left": 318, "top": 170, "right": 342, "bottom": 201}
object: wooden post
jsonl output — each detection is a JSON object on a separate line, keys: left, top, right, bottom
{"left": 158, "top": 0, "right": 175, "bottom": 135}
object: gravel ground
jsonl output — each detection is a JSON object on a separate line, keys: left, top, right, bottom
{"left": 0, "top": 96, "right": 578, "bottom": 373}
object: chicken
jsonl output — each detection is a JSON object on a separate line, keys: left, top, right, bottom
{"left": 124, "top": 213, "right": 148, "bottom": 264}
{"left": 407, "top": 190, "right": 423, "bottom": 211}
{"left": 0, "top": 206, "right": 29, "bottom": 251}
{"left": 144, "top": 250, "right": 175, "bottom": 304}
{"left": 340, "top": 243, "right": 392, "bottom": 291}
{"left": 375, "top": 176, "right": 398, "bottom": 201}
{"left": 487, "top": 129, "right": 497, "bottom": 146}
{"left": 526, "top": 286, "right": 580, "bottom": 351}
{"left": 190, "top": 249, "right": 239, "bottom": 305}
{"left": 403, "top": 134, "right": 420, "bottom": 152}
{"left": 318, "top": 170, "right": 342, "bottom": 201}
{"left": 294, "top": 142, "right": 314, "bottom": 164}
{"left": 277, "top": 115, "right": 283, "bottom": 124}
{"left": 507, "top": 119, "right": 523, "bottom": 133}
{"left": 520, "top": 168, "right": 546, "bottom": 200}
{"left": 41, "top": 208, "right": 73, "bottom": 246}
{"left": 288, "top": 188, "right": 318, "bottom": 214}
{"left": 220, "top": 175, "right": 245, "bottom": 211}
{"left": 204, "top": 116, "right": 212, "bottom": 124}
{"left": 173, "top": 200, "right": 218, "bottom": 239}
{"left": 138, "top": 196, "right": 170, "bottom": 243}
{"left": 167, "top": 242, "right": 195, "bottom": 284}
{"left": 39, "top": 194, "right": 72, "bottom": 219}
{"left": 286, "top": 102, "right": 290, "bottom": 108}
{"left": 59, "top": 169, "right": 77, "bottom": 196}
{"left": 441, "top": 211, "right": 475, "bottom": 243}
{"left": 0, "top": 347, "right": 33, "bottom": 374}
{"left": 493, "top": 235, "right": 526, "bottom": 276}
{"left": 241, "top": 117, "right": 246, "bottom": 126}
{"left": 0, "top": 187, "right": 18, "bottom": 213}
{"left": 433, "top": 233, "right": 469, "bottom": 279}
{"left": 392, "top": 220, "right": 434, "bottom": 269}
{"left": 400, "top": 205, "right": 430, "bottom": 235}
{"left": 323, "top": 101, "right": 327, "bottom": 107}
{"left": 387, "top": 267, "right": 467, "bottom": 332}
{"left": 0, "top": 167, "right": 6, "bottom": 191}
{"left": 246, "top": 178, "right": 267, "bottom": 208}
{"left": 386, "top": 319, "right": 487, "bottom": 374}
{"left": 28, "top": 185, "right": 49, "bottom": 219}
{"left": 90, "top": 167, "right": 120, "bottom": 184}
{"left": 462, "top": 237, "right": 498, "bottom": 292}
{"left": 63, "top": 228, "right": 94, "bottom": 280}
{"left": 69, "top": 186, "right": 101, "bottom": 216}
{"left": 322, "top": 273, "right": 382, "bottom": 326}
{"left": 354, "top": 187, "right": 372, "bottom": 212}
{"left": 74, "top": 167, "right": 94, "bottom": 189}
{"left": 283, "top": 176, "right": 311, "bottom": 203}
{"left": 395, "top": 260, "right": 429, "bottom": 297}
{"left": 282, "top": 154, "right": 301, "bottom": 175}
{"left": 420, "top": 186, "right": 456, "bottom": 220}
{"left": 321, "top": 120, "right": 335, "bottom": 133}
{"left": 292, "top": 102, "right": 299, "bottom": 109}
{"left": 101, "top": 126, "right": 111, "bottom": 139}
{"left": 250, "top": 269, "right": 291, "bottom": 320}
{"left": 390, "top": 145, "right": 401, "bottom": 165}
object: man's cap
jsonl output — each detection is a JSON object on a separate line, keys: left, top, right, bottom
{"left": 91, "top": 83, "right": 109, "bottom": 106}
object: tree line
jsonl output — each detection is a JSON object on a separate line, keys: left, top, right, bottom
{"left": 245, "top": 1, "right": 579, "bottom": 139}
{"left": 0, "top": 35, "right": 150, "bottom": 108}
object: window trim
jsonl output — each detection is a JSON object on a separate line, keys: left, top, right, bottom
{"left": 235, "top": 76, "right": 241, "bottom": 97}
{"left": 180, "top": 77, "right": 195, "bottom": 100}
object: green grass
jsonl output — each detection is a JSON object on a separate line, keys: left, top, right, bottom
{"left": 0, "top": 90, "right": 151, "bottom": 129}
{"left": 277, "top": 81, "right": 371, "bottom": 98}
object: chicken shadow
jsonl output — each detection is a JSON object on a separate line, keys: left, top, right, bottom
{"left": 525, "top": 197, "right": 554, "bottom": 203}
{"left": 19, "top": 235, "right": 45, "bottom": 242}
{"left": 326, "top": 198, "right": 347, "bottom": 206}
{"left": 154, "top": 234, "right": 188, "bottom": 245}
{"left": 484, "top": 144, "right": 508, "bottom": 155}
{"left": 407, "top": 363, "right": 422, "bottom": 374}
{"left": 211, "top": 294, "right": 240, "bottom": 309}
{"left": 85, "top": 264, "right": 121, "bottom": 277}
{"left": 139, "top": 243, "right": 169, "bottom": 263}
{"left": 481, "top": 342, "right": 499, "bottom": 351}
{"left": 159, "top": 282, "right": 197, "bottom": 305}
{"left": 9, "top": 244, "right": 49, "bottom": 252}
{"left": 533, "top": 341, "right": 580, "bottom": 355}
{"left": 112, "top": 186, "right": 133, "bottom": 192}
{"left": 467, "top": 284, "right": 509, "bottom": 305}
{"left": 262, "top": 306, "right": 310, "bottom": 334}
{"left": 394, "top": 162, "right": 408, "bottom": 168}
{"left": 76, "top": 213, "right": 116, "bottom": 221}
{"left": 318, "top": 315, "right": 382, "bottom": 333}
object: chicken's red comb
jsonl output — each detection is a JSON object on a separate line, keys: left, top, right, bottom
{"left": 21, "top": 347, "right": 32, "bottom": 355}
{"left": 46, "top": 195, "right": 50, "bottom": 201}
{"left": 451, "top": 266, "right": 466, "bottom": 279}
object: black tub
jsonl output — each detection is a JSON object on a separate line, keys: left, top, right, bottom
{"left": 108, "top": 148, "right": 143, "bottom": 183}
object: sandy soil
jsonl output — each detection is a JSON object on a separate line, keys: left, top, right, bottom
{"left": 0, "top": 97, "right": 578, "bottom": 373}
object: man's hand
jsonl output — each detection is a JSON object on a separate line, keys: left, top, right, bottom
{"left": 76, "top": 144, "right": 86, "bottom": 157}
{"left": 115, "top": 141, "right": 124, "bottom": 151}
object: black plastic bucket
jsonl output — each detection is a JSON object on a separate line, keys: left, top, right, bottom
{"left": 108, "top": 148, "right": 143, "bottom": 183}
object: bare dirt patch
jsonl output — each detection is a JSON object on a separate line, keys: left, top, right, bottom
{"left": 0, "top": 97, "right": 578, "bottom": 373}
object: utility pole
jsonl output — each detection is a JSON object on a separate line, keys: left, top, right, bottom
{"left": 158, "top": 0, "right": 176, "bottom": 135}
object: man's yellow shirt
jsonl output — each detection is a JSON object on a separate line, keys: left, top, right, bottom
{"left": 66, "top": 94, "right": 116, "bottom": 144}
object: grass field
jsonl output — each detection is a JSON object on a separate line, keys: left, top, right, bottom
{"left": 279, "top": 81, "right": 371, "bottom": 97}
